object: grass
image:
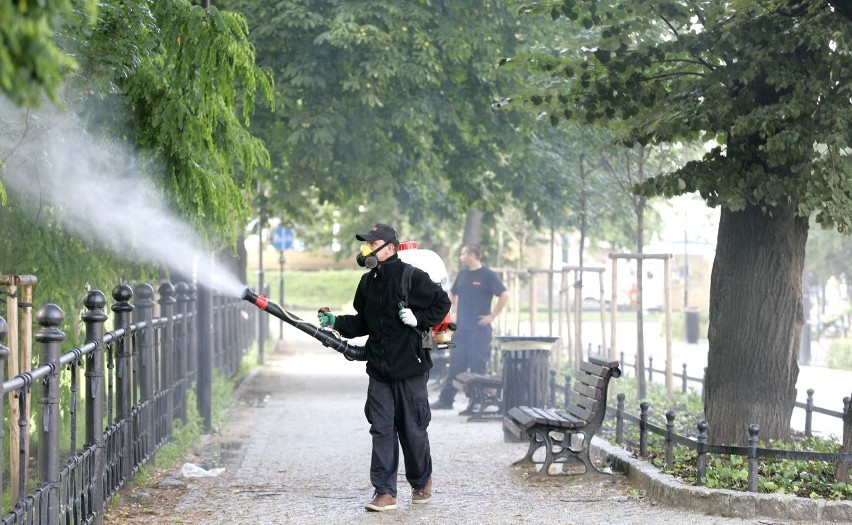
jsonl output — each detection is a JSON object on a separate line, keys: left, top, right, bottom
{"left": 249, "top": 269, "right": 363, "bottom": 312}
{"left": 152, "top": 343, "right": 253, "bottom": 470}
{"left": 827, "top": 338, "right": 852, "bottom": 371}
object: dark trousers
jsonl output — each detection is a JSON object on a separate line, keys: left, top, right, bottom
{"left": 439, "top": 331, "right": 491, "bottom": 404}
{"left": 365, "top": 372, "right": 432, "bottom": 497}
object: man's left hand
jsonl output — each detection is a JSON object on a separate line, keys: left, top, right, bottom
{"left": 399, "top": 308, "right": 418, "bottom": 327}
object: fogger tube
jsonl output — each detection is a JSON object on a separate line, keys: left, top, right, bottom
{"left": 241, "top": 288, "right": 366, "bottom": 361}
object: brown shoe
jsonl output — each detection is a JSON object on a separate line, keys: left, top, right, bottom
{"left": 365, "top": 492, "right": 397, "bottom": 512}
{"left": 411, "top": 476, "right": 432, "bottom": 504}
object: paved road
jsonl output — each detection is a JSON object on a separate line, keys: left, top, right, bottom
{"left": 122, "top": 333, "right": 820, "bottom": 525}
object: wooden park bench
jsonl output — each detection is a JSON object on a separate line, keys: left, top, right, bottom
{"left": 503, "top": 355, "right": 621, "bottom": 478}
{"left": 452, "top": 372, "right": 503, "bottom": 421}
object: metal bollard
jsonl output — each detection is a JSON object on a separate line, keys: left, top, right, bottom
{"left": 133, "top": 283, "right": 156, "bottom": 393}
{"left": 157, "top": 282, "right": 175, "bottom": 438}
{"left": 112, "top": 284, "right": 135, "bottom": 484}
{"left": 82, "top": 291, "right": 107, "bottom": 522}
{"left": 805, "top": 388, "right": 814, "bottom": 437}
{"left": 747, "top": 424, "right": 760, "bottom": 492}
{"left": 176, "top": 282, "right": 191, "bottom": 422}
{"left": 639, "top": 401, "right": 650, "bottom": 457}
{"left": 186, "top": 283, "right": 198, "bottom": 380}
{"left": 36, "top": 304, "right": 65, "bottom": 523}
{"left": 696, "top": 420, "right": 708, "bottom": 486}
{"left": 665, "top": 410, "right": 675, "bottom": 470}
{"left": 196, "top": 285, "right": 214, "bottom": 433}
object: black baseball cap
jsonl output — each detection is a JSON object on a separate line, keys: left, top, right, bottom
{"left": 355, "top": 223, "right": 398, "bottom": 243}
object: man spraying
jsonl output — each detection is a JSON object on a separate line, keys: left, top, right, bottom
{"left": 317, "top": 223, "right": 451, "bottom": 511}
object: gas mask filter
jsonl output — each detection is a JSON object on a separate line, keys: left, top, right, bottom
{"left": 356, "top": 241, "right": 391, "bottom": 269}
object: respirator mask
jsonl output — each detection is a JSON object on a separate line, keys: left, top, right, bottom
{"left": 356, "top": 241, "right": 392, "bottom": 269}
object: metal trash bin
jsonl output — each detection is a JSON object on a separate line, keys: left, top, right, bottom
{"left": 685, "top": 309, "right": 700, "bottom": 344}
{"left": 496, "top": 336, "right": 558, "bottom": 414}
{"left": 497, "top": 336, "right": 558, "bottom": 443}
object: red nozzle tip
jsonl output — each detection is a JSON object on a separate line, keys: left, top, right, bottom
{"left": 256, "top": 294, "right": 269, "bottom": 310}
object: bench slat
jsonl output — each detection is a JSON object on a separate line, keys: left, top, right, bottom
{"left": 527, "top": 406, "right": 562, "bottom": 427}
{"left": 453, "top": 372, "right": 501, "bottom": 390}
{"left": 574, "top": 370, "right": 605, "bottom": 389}
{"left": 564, "top": 402, "right": 594, "bottom": 422}
{"left": 471, "top": 376, "right": 502, "bottom": 387}
{"left": 588, "top": 354, "right": 620, "bottom": 370}
{"left": 525, "top": 406, "right": 586, "bottom": 429}
{"left": 503, "top": 415, "right": 526, "bottom": 439}
{"left": 553, "top": 410, "right": 585, "bottom": 429}
{"left": 572, "top": 393, "right": 601, "bottom": 413}
{"left": 579, "top": 360, "right": 609, "bottom": 378}
{"left": 572, "top": 381, "right": 603, "bottom": 401}
{"left": 508, "top": 406, "right": 537, "bottom": 429}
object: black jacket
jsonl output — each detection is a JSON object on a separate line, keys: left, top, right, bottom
{"left": 334, "top": 255, "right": 451, "bottom": 381}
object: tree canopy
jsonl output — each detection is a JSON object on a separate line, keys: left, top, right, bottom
{"left": 511, "top": 0, "right": 850, "bottom": 226}
{"left": 0, "top": 0, "right": 98, "bottom": 107}
{"left": 1, "top": 0, "right": 273, "bottom": 320}
{"left": 219, "top": 0, "right": 551, "bottom": 250}
{"left": 84, "top": 1, "right": 274, "bottom": 244}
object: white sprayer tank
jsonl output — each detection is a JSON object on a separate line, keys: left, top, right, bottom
{"left": 397, "top": 241, "right": 450, "bottom": 291}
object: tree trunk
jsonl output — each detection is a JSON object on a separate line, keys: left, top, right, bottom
{"left": 575, "top": 158, "right": 587, "bottom": 366}
{"left": 838, "top": 399, "right": 851, "bottom": 482}
{"left": 463, "top": 208, "right": 484, "bottom": 245}
{"left": 217, "top": 234, "right": 247, "bottom": 286}
{"left": 705, "top": 203, "right": 807, "bottom": 444}
{"left": 635, "top": 197, "right": 646, "bottom": 399}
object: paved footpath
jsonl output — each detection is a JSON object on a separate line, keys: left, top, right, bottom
{"left": 127, "top": 333, "right": 824, "bottom": 524}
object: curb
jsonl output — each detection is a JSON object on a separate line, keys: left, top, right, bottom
{"left": 591, "top": 437, "right": 852, "bottom": 523}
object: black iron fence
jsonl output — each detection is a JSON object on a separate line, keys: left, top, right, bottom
{"left": 609, "top": 396, "right": 852, "bottom": 491}
{"left": 0, "top": 282, "right": 253, "bottom": 525}
{"left": 544, "top": 365, "right": 852, "bottom": 492}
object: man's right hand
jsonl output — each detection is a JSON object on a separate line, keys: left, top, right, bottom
{"left": 317, "top": 308, "right": 336, "bottom": 328}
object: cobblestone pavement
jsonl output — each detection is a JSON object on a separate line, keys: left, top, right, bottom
{"left": 113, "top": 335, "right": 821, "bottom": 525}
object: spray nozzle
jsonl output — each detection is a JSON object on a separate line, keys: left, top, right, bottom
{"left": 241, "top": 288, "right": 268, "bottom": 310}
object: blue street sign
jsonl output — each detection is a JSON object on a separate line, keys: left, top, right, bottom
{"left": 271, "top": 226, "right": 294, "bottom": 251}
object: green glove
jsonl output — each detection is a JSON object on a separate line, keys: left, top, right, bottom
{"left": 317, "top": 309, "right": 336, "bottom": 328}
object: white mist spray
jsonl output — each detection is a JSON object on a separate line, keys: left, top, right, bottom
{"left": 0, "top": 99, "right": 247, "bottom": 298}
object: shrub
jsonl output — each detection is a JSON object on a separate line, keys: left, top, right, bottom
{"left": 827, "top": 338, "right": 852, "bottom": 371}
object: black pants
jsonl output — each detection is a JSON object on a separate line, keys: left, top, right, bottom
{"left": 365, "top": 372, "right": 432, "bottom": 497}
{"left": 439, "top": 330, "right": 491, "bottom": 404}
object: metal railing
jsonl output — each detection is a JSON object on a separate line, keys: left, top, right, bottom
{"left": 0, "top": 282, "right": 254, "bottom": 525}
{"left": 609, "top": 396, "right": 852, "bottom": 491}
{"left": 543, "top": 367, "right": 852, "bottom": 492}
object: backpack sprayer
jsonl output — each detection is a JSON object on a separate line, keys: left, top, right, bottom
{"left": 241, "top": 241, "right": 455, "bottom": 359}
